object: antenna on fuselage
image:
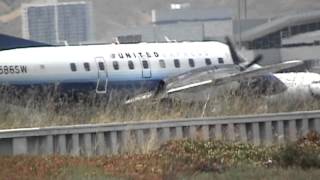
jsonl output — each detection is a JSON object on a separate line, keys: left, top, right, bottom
{"left": 61, "top": 41, "right": 69, "bottom": 46}
{"left": 164, "top": 36, "right": 177, "bottom": 43}
{"left": 112, "top": 37, "right": 120, "bottom": 44}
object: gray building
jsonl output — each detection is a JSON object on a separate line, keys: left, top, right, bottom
{"left": 234, "top": 10, "right": 320, "bottom": 65}
{"left": 22, "top": 1, "right": 94, "bottom": 45}
{"left": 115, "top": 7, "right": 233, "bottom": 43}
{"left": 240, "top": 11, "right": 320, "bottom": 50}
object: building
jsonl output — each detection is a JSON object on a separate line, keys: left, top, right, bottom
{"left": 115, "top": 6, "right": 233, "bottom": 43}
{"left": 21, "top": 1, "right": 94, "bottom": 45}
{"left": 241, "top": 11, "right": 320, "bottom": 50}
{"left": 236, "top": 11, "right": 320, "bottom": 65}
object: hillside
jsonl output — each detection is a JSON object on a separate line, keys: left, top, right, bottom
{"left": 0, "top": 0, "right": 320, "bottom": 42}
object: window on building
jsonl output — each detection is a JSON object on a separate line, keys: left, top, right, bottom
{"left": 218, "top": 58, "right": 224, "bottom": 64}
{"left": 174, "top": 59, "right": 180, "bottom": 68}
{"left": 188, "top": 58, "right": 195, "bottom": 67}
{"left": 70, "top": 63, "right": 77, "bottom": 72}
{"left": 159, "top": 59, "right": 166, "bottom": 68}
{"left": 205, "top": 58, "right": 212, "bottom": 65}
{"left": 113, "top": 61, "right": 119, "bottom": 70}
{"left": 142, "top": 60, "right": 149, "bottom": 69}
{"left": 98, "top": 62, "right": 105, "bottom": 70}
{"left": 128, "top": 60, "right": 134, "bottom": 70}
{"left": 84, "top": 62, "right": 90, "bottom": 71}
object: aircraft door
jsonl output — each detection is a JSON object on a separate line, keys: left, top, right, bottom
{"left": 140, "top": 56, "right": 152, "bottom": 78}
{"left": 95, "top": 57, "right": 108, "bottom": 93}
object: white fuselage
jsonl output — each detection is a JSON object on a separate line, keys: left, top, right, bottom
{"left": 0, "top": 41, "right": 232, "bottom": 93}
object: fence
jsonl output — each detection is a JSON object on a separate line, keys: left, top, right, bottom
{"left": 0, "top": 110, "right": 320, "bottom": 156}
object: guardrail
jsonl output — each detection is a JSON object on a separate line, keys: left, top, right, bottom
{"left": 0, "top": 110, "right": 320, "bottom": 156}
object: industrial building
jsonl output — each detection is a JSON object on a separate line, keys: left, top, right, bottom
{"left": 237, "top": 11, "right": 320, "bottom": 64}
{"left": 21, "top": 1, "right": 94, "bottom": 45}
{"left": 115, "top": 6, "right": 320, "bottom": 65}
{"left": 115, "top": 6, "right": 233, "bottom": 43}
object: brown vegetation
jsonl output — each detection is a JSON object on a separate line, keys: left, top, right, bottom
{"left": 1, "top": 132, "right": 320, "bottom": 179}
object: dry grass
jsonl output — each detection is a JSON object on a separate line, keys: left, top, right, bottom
{"left": 0, "top": 86, "right": 319, "bottom": 129}
{"left": 1, "top": 132, "right": 320, "bottom": 180}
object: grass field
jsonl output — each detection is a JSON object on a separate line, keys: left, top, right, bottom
{"left": 0, "top": 87, "right": 320, "bottom": 129}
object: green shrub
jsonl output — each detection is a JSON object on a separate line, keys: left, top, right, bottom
{"left": 274, "top": 131, "right": 320, "bottom": 168}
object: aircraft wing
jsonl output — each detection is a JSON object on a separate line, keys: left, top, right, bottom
{"left": 166, "top": 60, "right": 303, "bottom": 94}
{"left": 125, "top": 60, "right": 303, "bottom": 104}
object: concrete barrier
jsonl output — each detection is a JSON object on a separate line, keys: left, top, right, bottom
{"left": 1, "top": 110, "right": 320, "bottom": 156}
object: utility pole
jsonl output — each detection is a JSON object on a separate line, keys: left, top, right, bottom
{"left": 237, "top": 0, "right": 242, "bottom": 48}
{"left": 244, "top": 0, "right": 247, "bottom": 19}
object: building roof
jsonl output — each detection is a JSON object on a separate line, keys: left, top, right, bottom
{"left": 152, "top": 8, "right": 232, "bottom": 24}
{"left": 241, "top": 10, "right": 320, "bottom": 41}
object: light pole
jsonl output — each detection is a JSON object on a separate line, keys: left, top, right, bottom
{"left": 244, "top": 0, "right": 247, "bottom": 19}
{"left": 238, "top": 0, "right": 242, "bottom": 48}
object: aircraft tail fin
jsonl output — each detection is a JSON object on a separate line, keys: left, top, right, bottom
{"left": 0, "top": 34, "right": 52, "bottom": 51}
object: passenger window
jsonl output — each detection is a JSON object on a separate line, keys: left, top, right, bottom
{"left": 142, "top": 60, "right": 149, "bottom": 69}
{"left": 70, "top": 63, "right": 77, "bottom": 72}
{"left": 205, "top": 58, "right": 212, "bottom": 65}
{"left": 174, "top": 59, "right": 180, "bottom": 68}
{"left": 218, "top": 57, "right": 224, "bottom": 64}
{"left": 113, "top": 61, "right": 119, "bottom": 70}
{"left": 188, "top": 58, "right": 195, "bottom": 68}
{"left": 98, "top": 62, "right": 105, "bottom": 70}
{"left": 159, "top": 59, "right": 166, "bottom": 68}
{"left": 84, "top": 63, "right": 90, "bottom": 71}
{"left": 128, "top": 60, "right": 134, "bottom": 70}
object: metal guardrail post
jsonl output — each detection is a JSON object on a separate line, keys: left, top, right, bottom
{"left": 13, "top": 137, "right": 27, "bottom": 155}
{"left": 71, "top": 134, "right": 80, "bottom": 156}
{"left": 252, "top": 122, "right": 260, "bottom": 145}
{"left": 265, "top": 122, "right": 273, "bottom": 145}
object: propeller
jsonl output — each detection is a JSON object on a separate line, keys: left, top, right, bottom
{"left": 225, "top": 36, "right": 242, "bottom": 65}
{"left": 244, "top": 54, "right": 263, "bottom": 69}
{"left": 225, "top": 36, "right": 263, "bottom": 70}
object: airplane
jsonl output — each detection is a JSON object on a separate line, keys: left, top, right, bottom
{"left": 0, "top": 36, "right": 319, "bottom": 103}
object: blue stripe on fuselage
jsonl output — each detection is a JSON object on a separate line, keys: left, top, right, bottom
{"left": 6, "top": 79, "right": 162, "bottom": 95}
